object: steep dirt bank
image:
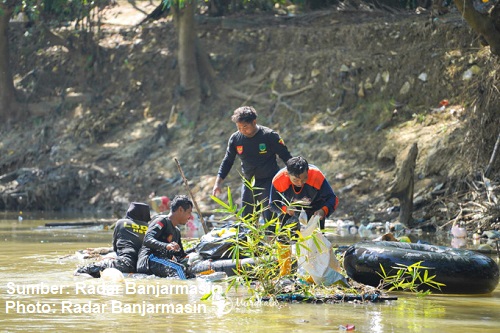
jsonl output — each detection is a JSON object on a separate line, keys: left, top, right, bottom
{"left": 1, "top": 2, "right": 498, "bottom": 233}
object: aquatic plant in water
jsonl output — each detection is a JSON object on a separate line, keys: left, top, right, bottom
{"left": 210, "top": 177, "right": 382, "bottom": 303}
{"left": 210, "top": 177, "right": 315, "bottom": 300}
{"left": 377, "top": 261, "right": 446, "bottom": 296}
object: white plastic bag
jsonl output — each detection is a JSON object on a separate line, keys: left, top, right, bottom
{"left": 297, "top": 215, "right": 347, "bottom": 286}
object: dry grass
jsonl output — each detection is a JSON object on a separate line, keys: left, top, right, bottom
{"left": 462, "top": 58, "right": 500, "bottom": 178}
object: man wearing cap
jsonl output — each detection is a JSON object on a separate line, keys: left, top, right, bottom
{"left": 74, "top": 202, "right": 151, "bottom": 278}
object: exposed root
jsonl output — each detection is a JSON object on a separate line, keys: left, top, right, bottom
{"left": 220, "top": 67, "right": 313, "bottom": 120}
{"left": 270, "top": 84, "right": 315, "bottom": 122}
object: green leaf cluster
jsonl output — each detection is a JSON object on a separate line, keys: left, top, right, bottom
{"left": 377, "top": 261, "right": 446, "bottom": 296}
{"left": 210, "top": 177, "right": 317, "bottom": 300}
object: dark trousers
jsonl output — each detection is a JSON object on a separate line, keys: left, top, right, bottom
{"left": 148, "top": 254, "right": 188, "bottom": 279}
{"left": 75, "top": 257, "right": 135, "bottom": 278}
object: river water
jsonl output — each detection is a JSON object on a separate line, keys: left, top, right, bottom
{"left": 1, "top": 212, "right": 499, "bottom": 332}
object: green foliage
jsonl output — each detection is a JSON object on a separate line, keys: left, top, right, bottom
{"left": 377, "top": 261, "right": 446, "bottom": 295}
{"left": 412, "top": 112, "right": 426, "bottom": 124}
{"left": 161, "top": 0, "right": 190, "bottom": 10}
{"left": 42, "top": 0, "right": 69, "bottom": 16}
{"left": 182, "top": 237, "right": 199, "bottom": 249}
{"left": 209, "top": 180, "right": 381, "bottom": 304}
{"left": 211, "top": 178, "right": 314, "bottom": 299}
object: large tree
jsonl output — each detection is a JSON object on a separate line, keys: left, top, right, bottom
{"left": 173, "top": 0, "right": 202, "bottom": 122}
{"left": 0, "top": 0, "right": 20, "bottom": 120}
{"left": 171, "top": 0, "right": 216, "bottom": 123}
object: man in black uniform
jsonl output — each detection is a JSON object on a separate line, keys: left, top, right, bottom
{"left": 212, "top": 106, "right": 292, "bottom": 222}
{"left": 136, "top": 195, "right": 193, "bottom": 279}
{"left": 75, "top": 202, "right": 151, "bottom": 278}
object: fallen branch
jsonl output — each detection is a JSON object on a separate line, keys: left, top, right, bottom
{"left": 174, "top": 158, "right": 209, "bottom": 234}
{"left": 468, "top": 201, "right": 489, "bottom": 211}
{"left": 485, "top": 131, "right": 500, "bottom": 178}
{"left": 439, "top": 204, "right": 464, "bottom": 229}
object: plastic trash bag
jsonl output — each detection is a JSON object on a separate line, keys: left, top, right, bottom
{"left": 194, "top": 223, "right": 248, "bottom": 260}
{"left": 297, "top": 215, "right": 348, "bottom": 286}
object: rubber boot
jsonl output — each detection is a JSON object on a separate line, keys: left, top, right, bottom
{"left": 277, "top": 242, "right": 291, "bottom": 277}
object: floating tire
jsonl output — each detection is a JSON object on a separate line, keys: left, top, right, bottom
{"left": 343, "top": 241, "right": 500, "bottom": 294}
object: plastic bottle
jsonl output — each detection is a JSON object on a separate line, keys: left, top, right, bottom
{"left": 299, "top": 208, "right": 308, "bottom": 226}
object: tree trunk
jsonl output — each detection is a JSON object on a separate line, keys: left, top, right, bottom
{"left": 195, "top": 38, "right": 217, "bottom": 98}
{"left": 175, "top": 1, "right": 201, "bottom": 123}
{"left": 453, "top": 0, "right": 500, "bottom": 56}
{"left": 0, "top": 5, "right": 19, "bottom": 120}
{"left": 386, "top": 143, "right": 418, "bottom": 228}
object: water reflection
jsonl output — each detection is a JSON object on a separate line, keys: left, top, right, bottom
{"left": 1, "top": 213, "right": 499, "bottom": 332}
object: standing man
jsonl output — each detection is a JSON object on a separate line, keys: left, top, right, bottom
{"left": 269, "top": 156, "right": 339, "bottom": 230}
{"left": 74, "top": 202, "right": 151, "bottom": 278}
{"left": 212, "top": 106, "right": 292, "bottom": 221}
{"left": 136, "top": 195, "right": 193, "bottom": 279}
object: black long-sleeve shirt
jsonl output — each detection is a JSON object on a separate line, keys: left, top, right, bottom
{"left": 217, "top": 125, "right": 292, "bottom": 180}
{"left": 112, "top": 218, "right": 148, "bottom": 269}
{"left": 136, "top": 215, "right": 185, "bottom": 274}
{"left": 111, "top": 202, "right": 151, "bottom": 271}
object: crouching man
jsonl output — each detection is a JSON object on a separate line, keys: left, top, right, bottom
{"left": 75, "top": 202, "right": 151, "bottom": 278}
{"left": 136, "top": 195, "right": 193, "bottom": 279}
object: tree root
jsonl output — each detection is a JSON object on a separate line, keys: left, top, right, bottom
{"left": 221, "top": 67, "right": 314, "bottom": 121}
{"left": 270, "top": 83, "right": 315, "bottom": 122}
